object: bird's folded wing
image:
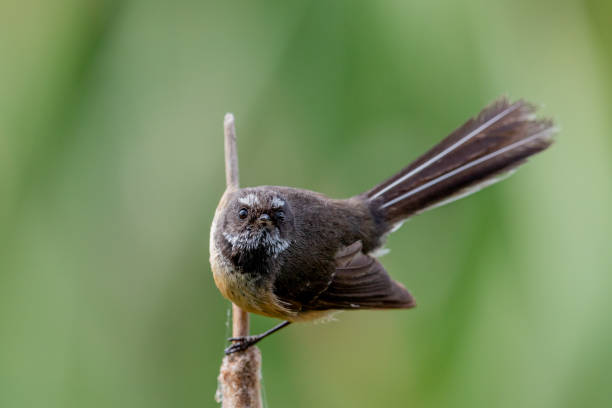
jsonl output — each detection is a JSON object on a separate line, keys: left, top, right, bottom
{"left": 304, "top": 241, "right": 416, "bottom": 311}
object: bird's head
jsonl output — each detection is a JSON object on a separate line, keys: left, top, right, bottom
{"left": 219, "top": 189, "right": 294, "bottom": 259}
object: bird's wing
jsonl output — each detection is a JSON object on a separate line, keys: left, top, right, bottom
{"left": 303, "top": 241, "right": 416, "bottom": 311}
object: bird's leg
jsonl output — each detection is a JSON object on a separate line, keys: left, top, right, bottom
{"left": 225, "top": 321, "right": 291, "bottom": 355}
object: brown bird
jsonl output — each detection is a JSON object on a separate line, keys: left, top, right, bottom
{"left": 210, "top": 98, "right": 554, "bottom": 354}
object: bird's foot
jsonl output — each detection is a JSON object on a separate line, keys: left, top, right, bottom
{"left": 224, "top": 321, "right": 291, "bottom": 355}
{"left": 224, "top": 335, "right": 261, "bottom": 355}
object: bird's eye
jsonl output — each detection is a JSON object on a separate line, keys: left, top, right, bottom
{"left": 238, "top": 208, "right": 248, "bottom": 219}
{"left": 275, "top": 210, "right": 285, "bottom": 220}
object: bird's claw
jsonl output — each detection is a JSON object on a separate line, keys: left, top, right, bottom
{"left": 224, "top": 336, "right": 258, "bottom": 355}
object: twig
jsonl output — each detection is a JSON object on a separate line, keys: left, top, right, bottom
{"left": 216, "top": 113, "right": 263, "bottom": 408}
{"left": 224, "top": 113, "right": 240, "bottom": 191}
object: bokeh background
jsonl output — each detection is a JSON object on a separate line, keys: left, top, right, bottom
{"left": 2, "top": 0, "right": 612, "bottom": 407}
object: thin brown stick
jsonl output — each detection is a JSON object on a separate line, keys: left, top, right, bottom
{"left": 223, "top": 113, "right": 249, "bottom": 339}
{"left": 224, "top": 113, "right": 240, "bottom": 190}
{"left": 232, "top": 303, "right": 249, "bottom": 338}
{"left": 216, "top": 113, "right": 263, "bottom": 408}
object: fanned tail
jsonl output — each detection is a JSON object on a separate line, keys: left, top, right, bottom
{"left": 365, "top": 97, "right": 555, "bottom": 225}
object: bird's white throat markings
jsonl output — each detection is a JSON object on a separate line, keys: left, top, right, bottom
{"left": 223, "top": 230, "right": 290, "bottom": 257}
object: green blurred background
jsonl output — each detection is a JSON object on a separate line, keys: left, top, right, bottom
{"left": 2, "top": 0, "right": 611, "bottom": 407}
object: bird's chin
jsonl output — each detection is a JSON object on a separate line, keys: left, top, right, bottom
{"left": 246, "top": 229, "right": 269, "bottom": 249}
{"left": 224, "top": 228, "right": 290, "bottom": 257}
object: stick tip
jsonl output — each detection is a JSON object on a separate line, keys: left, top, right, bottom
{"left": 224, "top": 113, "right": 235, "bottom": 127}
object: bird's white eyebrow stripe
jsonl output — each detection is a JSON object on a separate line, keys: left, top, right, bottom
{"left": 370, "top": 102, "right": 521, "bottom": 200}
{"left": 238, "top": 193, "right": 259, "bottom": 207}
{"left": 271, "top": 196, "right": 285, "bottom": 208}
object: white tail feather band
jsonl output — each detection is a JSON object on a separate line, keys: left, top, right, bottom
{"left": 379, "top": 127, "right": 552, "bottom": 210}
{"left": 370, "top": 102, "right": 521, "bottom": 200}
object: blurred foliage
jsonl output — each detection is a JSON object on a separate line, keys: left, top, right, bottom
{"left": 1, "top": 0, "right": 612, "bottom": 407}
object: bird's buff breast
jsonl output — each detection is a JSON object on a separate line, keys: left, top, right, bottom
{"left": 210, "top": 252, "right": 336, "bottom": 323}
{"left": 211, "top": 256, "right": 275, "bottom": 316}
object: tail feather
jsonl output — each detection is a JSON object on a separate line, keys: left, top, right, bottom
{"left": 365, "top": 97, "right": 555, "bottom": 225}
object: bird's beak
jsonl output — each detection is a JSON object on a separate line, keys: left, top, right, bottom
{"left": 257, "top": 213, "right": 272, "bottom": 228}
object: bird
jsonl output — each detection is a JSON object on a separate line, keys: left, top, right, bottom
{"left": 209, "top": 97, "right": 555, "bottom": 354}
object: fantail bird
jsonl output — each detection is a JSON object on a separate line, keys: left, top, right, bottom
{"left": 210, "top": 97, "right": 554, "bottom": 354}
